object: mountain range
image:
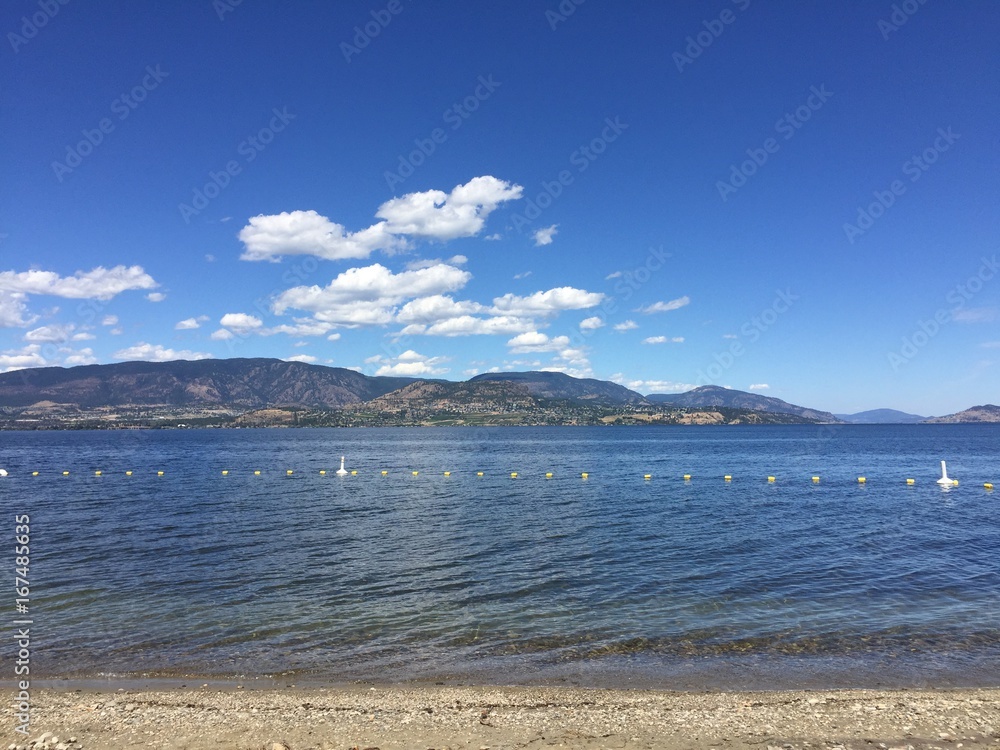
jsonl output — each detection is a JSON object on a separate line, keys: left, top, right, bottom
{"left": 0, "top": 358, "right": 989, "bottom": 426}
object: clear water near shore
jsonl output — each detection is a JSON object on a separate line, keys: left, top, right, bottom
{"left": 1, "top": 424, "right": 998, "bottom": 689}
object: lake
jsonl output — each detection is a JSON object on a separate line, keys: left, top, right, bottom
{"left": 1, "top": 424, "right": 998, "bottom": 689}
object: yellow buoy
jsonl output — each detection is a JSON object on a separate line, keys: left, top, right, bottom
{"left": 412, "top": 471, "right": 419, "bottom": 476}
{"left": 286, "top": 470, "right": 293, "bottom": 476}
{"left": 510, "top": 472, "right": 517, "bottom": 478}
{"left": 351, "top": 470, "right": 357, "bottom": 476}
{"left": 476, "top": 471, "right": 484, "bottom": 477}
{"left": 254, "top": 470, "right": 261, "bottom": 476}
{"left": 545, "top": 472, "right": 553, "bottom": 478}
{"left": 906, "top": 478, "right": 915, "bottom": 485}
{"left": 95, "top": 470, "right": 102, "bottom": 476}
{"left": 381, "top": 470, "right": 388, "bottom": 476}
{"left": 858, "top": 477, "right": 866, "bottom": 483}
{"left": 683, "top": 474, "right": 691, "bottom": 480}
{"left": 985, "top": 483, "right": 994, "bottom": 490}
{"left": 125, "top": 471, "right": 132, "bottom": 477}
{"left": 62, "top": 471, "right": 69, "bottom": 476}
{"left": 31, "top": 471, "right": 38, "bottom": 477}
{"left": 812, "top": 476, "right": 820, "bottom": 483}
{"left": 158, "top": 470, "right": 164, "bottom": 476}
{"left": 581, "top": 472, "right": 589, "bottom": 479}
{"left": 644, "top": 474, "right": 652, "bottom": 480}
{"left": 319, "top": 470, "right": 326, "bottom": 475}
{"left": 767, "top": 476, "right": 775, "bottom": 482}
{"left": 724, "top": 475, "right": 732, "bottom": 482}
{"left": 444, "top": 471, "right": 451, "bottom": 476}
{"left": 953, "top": 480, "right": 959, "bottom": 486}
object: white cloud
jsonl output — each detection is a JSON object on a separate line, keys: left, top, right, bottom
{"left": 513, "top": 271, "right": 532, "bottom": 280}
{"left": 24, "top": 324, "right": 76, "bottom": 343}
{"left": 0, "top": 344, "right": 47, "bottom": 371}
{"left": 722, "top": 333, "right": 738, "bottom": 339}
{"left": 492, "top": 287, "right": 604, "bottom": 317}
{"left": 0, "top": 265, "right": 157, "bottom": 300}
{"left": 175, "top": 317, "right": 204, "bottom": 330}
{"left": 533, "top": 224, "right": 558, "bottom": 246}
{"left": 484, "top": 233, "right": 501, "bottom": 241}
{"left": 113, "top": 342, "right": 213, "bottom": 362}
{"left": 285, "top": 354, "right": 318, "bottom": 363}
{"left": 613, "top": 320, "right": 638, "bottom": 332}
{"left": 643, "top": 335, "right": 684, "bottom": 344}
{"left": 376, "top": 175, "right": 522, "bottom": 240}
{"left": 205, "top": 254, "right": 216, "bottom": 262}
{"left": 605, "top": 271, "right": 623, "bottom": 280}
{"left": 610, "top": 375, "right": 696, "bottom": 394}
{"left": 405, "top": 254, "right": 467, "bottom": 271}
{"left": 748, "top": 383, "right": 770, "bottom": 390}
{"left": 0, "top": 291, "right": 35, "bottom": 328}
{"left": 579, "top": 316, "right": 605, "bottom": 331}
{"left": 273, "top": 262, "right": 471, "bottom": 327}
{"left": 219, "top": 313, "right": 264, "bottom": 330}
{"left": 102, "top": 315, "right": 119, "bottom": 326}
{"left": 109, "top": 327, "right": 123, "bottom": 336}
{"left": 239, "top": 176, "right": 522, "bottom": 262}
{"left": 399, "top": 315, "right": 535, "bottom": 337}
{"left": 395, "top": 295, "right": 485, "bottom": 325}
{"left": 327, "top": 332, "right": 341, "bottom": 341}
{"left": 210, "top": 329, "right": 234, "bottom": 340}
{"left": 146, "top": 292, "right": 167, "bottom": 302}
{"left": 64, "top": 347, "right": 97, "bottom": 366}
{"left": 636, "top": 296, "right": 690, "bottom": 314}
{"left": 373, "top": 349, "right": 449, "bottom": 377}
{"left": 507, "top": 331, "right": 572, "bottom": 354}
{"left": 71, "top": 332, "right": 96, "bottom": 341}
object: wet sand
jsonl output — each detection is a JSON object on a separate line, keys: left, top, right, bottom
{"left": 4, "top": 684, "right": 999, "bottom": 750}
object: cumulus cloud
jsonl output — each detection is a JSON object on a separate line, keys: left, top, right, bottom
{"left": 175, "top": 316, "right": 208, "bottom": 330}
{"left": 102, "top": 315, "right": 119, "bottom": 326}
{"left": 533, "top": 224, "right": 558, "bottom": 246}
{"left": 605, "top": 271, "right": 623, "bottom": 280}
{"left": 273, "top": 262, "right": 471, "bottom": 328}
{"left": 0, "top": 343, "right": 47, "bottom": 371}
{"left": 113, "top": 342, "right": 213, "bottom": 362}
{"left": 285, "top": 354, "right": 318, "bottom": 364}
{"left": 748, "top": 383, "right": 770, "bottom": 390}
{"left": 146, "top": 292, "right": 167, "bottom": 302}
{"left": 0, "top": 291, "right": 35, "bottom": 328}
{"left": 579, "top": 316, "right": 605, "bottom": 331}
{"left": 506, "top": 331, "right": 572, "bottom": 354}
{"left": 64, "top": 348, "right": 97, "bottom": 365}
{"left": 613, "top": 320, "right": 638, "bottom": 332}
{"left": 0, "top": 265, "right": 157, "bottom": 300}
{"left": 642, "top": 336, "right": 684, "bottom": 344}
{"left": 219, "top": 313, "right": 264, "bottom": 330}
{"left": 71, "top": 332, "right": 96, "bottom": 341}
{"left": 610, "top": 374, "right": 697, "bottom": 394}
{"left": 24, "top": 324, "right": 76, "bottom": 343}
{"left": 210, "top": 329, "right": 234, "bottom": 340}
{"left": 371, "top": 349, "right": 449, "bottom": 377}
{"left": 239, "top": 176, "right": 522, "bottom": 262}
{"left": 635, "top": 296, "right": 690, "bottom": 314}
{"left": 399, "top": 315, "right": 535, "bottom": 337}
{"left": 491, "top": 287, "right": 604, "bottom": 317}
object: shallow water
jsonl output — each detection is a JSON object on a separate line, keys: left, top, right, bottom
{"left": 1, "top": 424, "right": 998, "bottom": 689}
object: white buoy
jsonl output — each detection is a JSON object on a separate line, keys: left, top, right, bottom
{"left": 0, "top": 469, "right": 7, "bottom": 477}
{"left": 336, "top": 456, "right": 348, "bottom": 476}
{"left": 937, "top": 460, "right": 957, "bottom": 486}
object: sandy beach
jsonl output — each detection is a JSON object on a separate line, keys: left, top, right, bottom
{"left": 4, "top": 684, "right": 998, "bottom": 750}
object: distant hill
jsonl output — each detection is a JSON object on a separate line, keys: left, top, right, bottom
{"left": 924, "top": 404, "right": 1000, "bottom": 424}
{"left": 647, "top": 385, "right": 839, "bottom": 422}
{"left": 361, "top": 379, "right": 537, "bottom": 413}
{"left": 0, "top": 358, "right": 414, "bottom": 409}
{"left": 835, "top": 408, "right": 927, "bottom": 424}
{"left": 470, "top": 371, "right": 648, "bottom": 405}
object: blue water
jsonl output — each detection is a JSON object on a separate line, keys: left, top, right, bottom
{"left": 1, "top": 424, "right": 998, "bottom": 689}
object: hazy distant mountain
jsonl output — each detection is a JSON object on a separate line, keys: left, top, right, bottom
{"left": 469, "top": 371, "right": 648, "bottom": 405}
{"left": 923, "top": 405, "right": 1000, "bottom": 424}
{"left": 0, "top": 358, "right": 414, "bottom": 409}
{"left": 647, "top": 385, "right": 839, "bottom": 422}
{"left": 835, "top": 408, "right": 927, "bottom": 424}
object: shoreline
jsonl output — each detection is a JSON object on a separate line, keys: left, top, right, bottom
{"left": 6, "top": 684, "right": 999, "bottom": 750}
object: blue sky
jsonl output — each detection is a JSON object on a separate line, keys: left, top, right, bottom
{"left": 2, "top": 1, "right": 999, "bottom": 415}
